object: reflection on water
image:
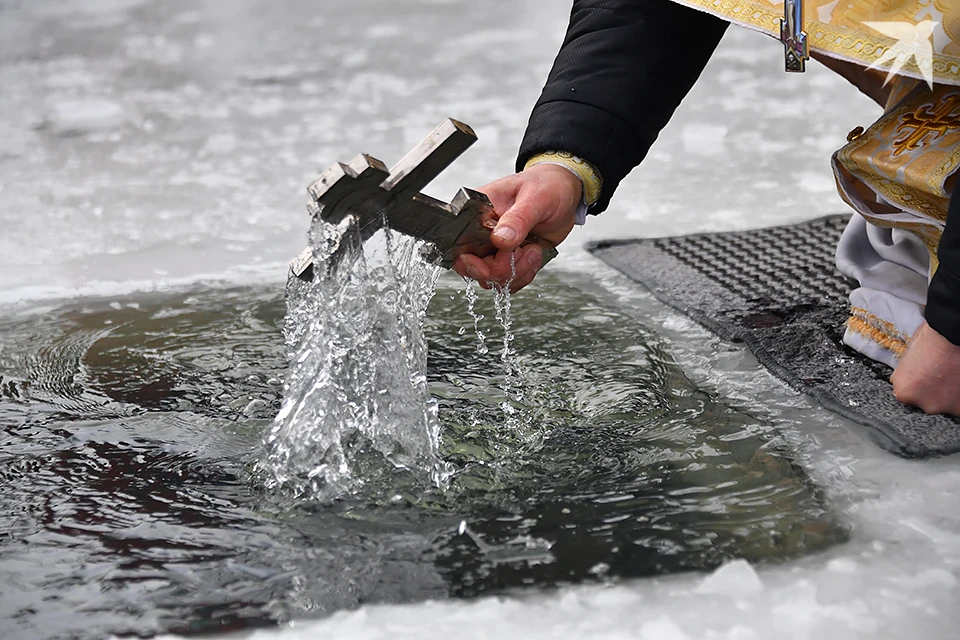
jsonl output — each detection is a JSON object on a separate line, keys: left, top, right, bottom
{"left": 0, "top": 275, "right": 846, "bottom": 639}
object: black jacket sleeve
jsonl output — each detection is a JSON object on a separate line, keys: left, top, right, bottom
{"left": 925, "top": 189, "right": 960, "bottom": 345}
{"left": 517, "top": 0, "right": 728, "bottom": 214}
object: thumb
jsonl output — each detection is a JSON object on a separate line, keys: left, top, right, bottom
{"left": 490, "top": 187, "right": 544, "bottom": 251}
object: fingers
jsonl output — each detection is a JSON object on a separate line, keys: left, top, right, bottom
{"left": 457, "top": 164, "right": 575, "bottom": 291}
{"left": 491, "top": 186, "right": 544, "bottom": 252}
{"left": 477, "top": 174, "right": 521, "bottom": 215}
{"left": 889, "top": 322, "right": 960, "bottom": 416}
{"left": 509, "top": 245, "right": 542, "bottom": 293}
{"left": 891, "top": 368, "right": 960, "bottom": 415}
{"left": 453, "top": 245, "right": 542, "bottom": 293}
{"left": 453, "top": 254, "right": 492, "bottom": 282}
{"left": 488, "top": 165, "right": 579, "bottom": 252}
{"left": 891, "top": 373, "right": 951, "bottom": 415}
{"left": 491, "top": 244, "right": 542, "bottom": 292}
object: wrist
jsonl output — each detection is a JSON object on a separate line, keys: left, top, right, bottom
{"left": 524, "top": 150, "right": 603, "bottom": 207}
{"left": 524, "top": 162, "right": 583, "bottom": 198}
{"left": 522, "top": 162, "right": 586, "bottom": 225}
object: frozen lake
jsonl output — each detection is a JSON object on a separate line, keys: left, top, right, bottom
{"left": 2, "top": 0, "right": 959, "bottom": 638}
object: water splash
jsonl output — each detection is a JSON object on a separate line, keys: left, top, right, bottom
{"left": 457, "top": 519, "right": 555, "bottom": 566}
{"left": 257, "top": 214, "right": 448, "bottom": 502}
{"left": 463, "top": 280, "right": 488, "bottom": 355}
{"left": 455, "top": 253, "right": 528, "bottom": 432}
{"left": 492, "top": 253, "right": 524, "bottom": 419}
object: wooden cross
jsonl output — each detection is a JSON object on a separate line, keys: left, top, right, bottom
{"left": 289, "top": 119, "right": 558, "bottom": 282}
{"left": 780, "top": 0, "right": 809, "bottom": 72}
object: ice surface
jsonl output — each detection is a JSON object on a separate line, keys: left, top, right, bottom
{"left": 3, "top": 0, "right": 960, "bottom": 638}
{"left": 695, "top": 559, "right": 763, "bottom": 596}
{"left": 45, "top": 98, "right": 127, "bottom": 134}
{"left": 680, "top": 123, "right": 729, "bottom": 157}
{"left": 640, "top": 617, "right": 691, "bottom": 640}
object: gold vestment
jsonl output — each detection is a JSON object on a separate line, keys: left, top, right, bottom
{"left": 670, "top": 0, "right": 960, "bottom": 358}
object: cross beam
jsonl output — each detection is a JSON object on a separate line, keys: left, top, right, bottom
{"left": 290, "top": 119, "right": 558, "bottom": 281}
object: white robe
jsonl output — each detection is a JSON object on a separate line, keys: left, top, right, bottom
{"left": 835, "top": 216, "right": 929, "bottom": 368}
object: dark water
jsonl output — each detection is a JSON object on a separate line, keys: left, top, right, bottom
{"left": 0, "top": 275, "right": 846, "bottom": 639}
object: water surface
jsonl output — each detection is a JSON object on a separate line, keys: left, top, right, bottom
{"left": 0, "top": 274, "right": 845, "bottom": 639}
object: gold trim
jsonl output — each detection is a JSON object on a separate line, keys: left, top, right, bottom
{"left": 832, "top": 83, "right": 960, "bottom": 271}
{"left": 669, "top": 0, "right": 960, "bottom": 86}
{"left": 847, "top": 307, "right": 910, "bottom": 357}
{"left": 525, "top": 151, "right": 604, "bottom": 206}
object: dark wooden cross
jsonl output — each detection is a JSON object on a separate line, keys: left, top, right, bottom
{"left": 780, "top": 0, "right": 809, "bottom": 72}
{"left": 289, "top": 119, "right": 558, "bottom": 282}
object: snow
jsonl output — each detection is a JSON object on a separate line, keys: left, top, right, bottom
{"left": 695, "top": 560, "right": 763, "bottom": 596}
{"left": 45, "top": 98, "right": 127, "bottom": 134}
{"left": 680, "top": 123, "right": 729, "bottom": 157}
{"left": 2, "top": 0, "right": 959, "bottom": 638}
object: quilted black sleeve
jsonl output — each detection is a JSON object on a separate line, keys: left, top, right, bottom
{"left": 517, "top": 0, "right": 728, "bottom": 214}
{"left": 926, "top": 188, "right": 960, "bottom": 345}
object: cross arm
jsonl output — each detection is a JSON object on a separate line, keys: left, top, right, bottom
{"left": 289, "top": 118, "right": 559, "bottom": 281}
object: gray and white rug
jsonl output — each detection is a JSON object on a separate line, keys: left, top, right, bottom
{"left": 588, "top": 214, "right": 960, "bottom": 458}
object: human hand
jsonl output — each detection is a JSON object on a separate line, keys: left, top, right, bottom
{"left": 890, "top": 321, "right": 960, "bottom": 416}
{"left": 453, "top": 163, "right": 581, "bottom": 293}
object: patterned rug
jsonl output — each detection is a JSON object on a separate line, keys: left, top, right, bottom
{"left": 588, "top": 215, "right": 960, "bottom": 458}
